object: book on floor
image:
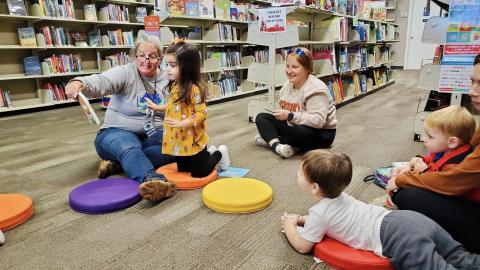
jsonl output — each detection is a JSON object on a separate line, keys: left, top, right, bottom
{"left": 78, "top": 92, "right": 101, "bottom": 125}
{"left": 218, "top": 167, "right": 250, "bottom": 178}
{"left": 18, "top": 27, "right": 37, "bottom": 47}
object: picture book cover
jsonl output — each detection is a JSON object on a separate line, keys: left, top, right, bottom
{"left": 218, "top": 167, "right": 250, "bottom": 178}
{"left": 23, "top": 56, "right": 42, "bottom": 76}
{"left": 136, "top": 7, "right": 148, "bottom": 23}
{"left": 7, "top": 0, "right": 27, "bottom": 16}
{"left": 185, "top": 0, "right": 200, "bottom": 17}
{"left": 198, "top": 0, "right": 214, "bottom": 18}
{"left": 168, "top": 0, "right": 185, "bottom": 16}
{"left": 78, "top": 92, "right": 101, "bottom": 125}
{"left": 18, "top": 27, "right": 37, "bottom": 47}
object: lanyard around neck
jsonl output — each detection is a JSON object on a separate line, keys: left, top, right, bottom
{"left": 139, "top": 69, "right": 157, "bottom": 95}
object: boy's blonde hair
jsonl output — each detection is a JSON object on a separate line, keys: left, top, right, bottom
{"left": 425, "top": 106, "right": 476, "bottom": 145}
{"left": 301, "top": 149, "right": 352, "bottom": 198}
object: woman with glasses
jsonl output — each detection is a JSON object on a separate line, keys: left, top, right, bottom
{"left": 254, "top": 47, "right": 337, "bottom": 158}
{"left": 65, "top": 34, "right": 176, "bottom": 202}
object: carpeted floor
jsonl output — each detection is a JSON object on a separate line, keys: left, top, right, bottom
{"left": 0, "top": 70, "right": 426, "bottom": 269}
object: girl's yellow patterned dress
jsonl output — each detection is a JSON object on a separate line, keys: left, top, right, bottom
{"left": 162, "top": 83, "right": 208, "bottom": 156}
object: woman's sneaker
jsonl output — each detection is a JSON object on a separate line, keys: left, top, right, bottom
{"left": 139, "top": 178, "right": 177, "bottom": 201}
{"left": 275, "top": 144, "right": 295, "bottom": 158}
{"left": 98, "top": 160, "right": 121, "bottom": 178}
{"left": 217, "top": 145, "right": 230, "bottom": 171}
{"left": 207, "top": 145, "right": 218, "bottom": 155}
{"left": 254, "top": 134, "right": 269, "bottom": 147}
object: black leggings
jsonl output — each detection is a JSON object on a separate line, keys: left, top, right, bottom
{"left": 255, "top": 112, "right": 335, "bottom": 152}
{"left": 176, "top": 147, "right": 222, "bottom": 178}
{"left": 392, "top": 187, "right": 480, "bottom": 254}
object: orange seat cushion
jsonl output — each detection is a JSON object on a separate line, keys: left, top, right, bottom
{"left": 313, "top": 236, "right": 393, "bottom": 270}
{"left": 0, "top": 194, "right": 33, "bottom": 230}
{"left": 156, "top": 163, "right": 217, "bottom": 190}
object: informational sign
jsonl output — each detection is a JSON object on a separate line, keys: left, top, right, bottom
{"left": 438, "top": 0, "right": 480, "bottom": 93}
{"left": 258, "top": 7, "right": 286, "bottom": 33}
{"left": 439, "top": 45, "right": 480, "bottom": 93}
{"left": 144, "top": 16, "right": 160, "bottom": 36}
{"left": 446, "top": 0, "right": 480, "bottom": 44}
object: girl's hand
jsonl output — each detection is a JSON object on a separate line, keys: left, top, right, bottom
{"left": 385, "top": 193, "right": 397, "bottom": 209}
{"left": 145, "top": 98, "right": 166, "bottom": 112}
{"left": 65, "top": 80, "right": 85, "bottom": 100}
{"left": 165, "top": 117, "right": 191, "bottom": 128}
{"left": 273, "top": 110, "right": 290, "bottom": 121}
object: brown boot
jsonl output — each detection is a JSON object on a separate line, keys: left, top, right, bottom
{"left": 139, "top": 178, "right": 177, "bottom": 201}
{"left": 97, "top": 160, "right": 121, "bottom": 179}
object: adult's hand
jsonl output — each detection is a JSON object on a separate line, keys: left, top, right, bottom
{"left": 386, "top": 175, "right": 398, "bottom": 194}
{"left": 273, "top": 110, "right": 290, "bottom": 121}
{"left": 65, "top": 80, "right": 85, "bottom": 100}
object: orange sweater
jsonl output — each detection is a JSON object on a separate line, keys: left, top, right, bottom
{"left": 396, "top": 129, "right": 480, "bottom": 202}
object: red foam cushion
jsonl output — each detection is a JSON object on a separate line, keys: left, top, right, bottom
{"left": 157, "top": 163, "right": 217, "bottom": 190}
{"left": 313, "top": 236, "right": 393, "bottom": 270}
{"left": 0, "top": 194, "right": 33, "bottom": 230}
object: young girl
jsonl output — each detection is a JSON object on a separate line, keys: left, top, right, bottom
{"left": 146, "top": 41, "right": 229, "bottom": 178}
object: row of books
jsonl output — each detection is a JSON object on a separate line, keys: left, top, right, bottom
{"left": 166, "top": 0, "right": 252, "bottom": 21}
{"left": 303, "top": 0, "right": 386, "bottom": 21}
{"left": 42, "top": 82, "right": 67, "bottom": 101}
{"left": 36, "top": 0, "right": 75, "bottom": 18}
{"left": 107, "top": 30, "right": 134, "bottom": 46}
{"left": 43, "top": 54, "right": 82, "bottom": 74}
{"left": 205, "top": 23, "right": 241, "bottom": 42}
{"left": 207, "top": 50, "right": 241, "bottom": 68}
{"left": 99, "top": 4, "right": 130, "bottom": 22}
{"left": 244, "top": 48, "right": 269, "bottom": 64}
{"left": 105, "top": 52, "right": 131, "bottom": 68}
{"left": 0, "top": 88, "right": 13, "bottom": 108}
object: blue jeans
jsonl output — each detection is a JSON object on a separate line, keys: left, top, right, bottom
{"left": 94, "top": 128, "right": 175, "bottom": 183}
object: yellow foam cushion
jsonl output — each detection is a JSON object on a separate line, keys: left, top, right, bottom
{"left": 202, "top": 178, "right": 273, "bottom": 213}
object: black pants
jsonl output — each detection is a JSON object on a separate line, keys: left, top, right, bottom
{"left": 176, "top": 147, "right": 222, "bottom": 178}
{"left": 392, "top": 187, "right": 480, "bottom": 254}
{"left": 255, "top": 112, "right": 335, "bottom": 152}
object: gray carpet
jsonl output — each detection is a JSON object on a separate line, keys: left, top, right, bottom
{"left": 0, "top": 70, "right": 426, "bottom": 269}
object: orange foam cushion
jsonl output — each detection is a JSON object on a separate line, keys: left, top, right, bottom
{"left": 313, "top": 236, "right": 393, "bottom": 270}
{"left": 156, "top": 163, "right": 217, "bottom": 190}
{"left": 0, "top": 194, "right": 33, "bottom": 231}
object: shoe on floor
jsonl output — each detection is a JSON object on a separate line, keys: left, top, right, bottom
{"left": 254, "top": 134, "right": 269, "bottom": 147}
{"left": 207, "top": 145, "right": 218, "bottom": 155}
{"left": 275, "top": 144, "right": 295, "bottom": 158}
{"left": 0, "top": 230, "right": 4, "bottom": 245}
{"left": 98, "top": 159, "right": 121, "bottom": 179}
{"left": 217, "top": 145, "right": 230, "bottom": 171}
{"left": 139, "top": 178, "right": 177, "bottom": 201}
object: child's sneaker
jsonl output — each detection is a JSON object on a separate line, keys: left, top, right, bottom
{"left": 207, "top": 145, "right": 218, "bottom": 155}
{"left": 275, "top": 144, "right": 295, "bottom": 158}
{"left": 0, "top": 230, "right": 4, "bottom": 245}
{"left": 217, "top": 145, "right": 230, "bottom": 171}
{"left": 254, "top": 134, "right": 269, "bottom": 147}
{"left": 98, "top": 159, "right": 121, "bottom": 179}
{"left": 139, "top": 178, "right": 177, "bottom": 201}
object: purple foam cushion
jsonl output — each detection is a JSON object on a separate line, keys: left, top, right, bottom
{"left": 69, "top": 178, "right": 141, "bottom": 214}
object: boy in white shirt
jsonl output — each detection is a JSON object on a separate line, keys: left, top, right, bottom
{"left": 281, "top": 149, "right": 479, "bottom": 270}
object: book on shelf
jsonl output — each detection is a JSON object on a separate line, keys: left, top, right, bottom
{"left": 234, "top": 4, "right": 247, "bottom": 21}
{"left": 23, "top": 56, "right": 42, "bottom": 76}
{"left": 185, "top": 0, "right": 200, "bottom": 16}
{"left": 229, "top": 7, "right": 237, "bottom": 20}
{"left": 136, "top": 7, "right": 148, "bottom": 23}
{"left": 71, "top": 32, "right": 88, "bottom": 47}
{"left": 78, "top": 92, "right": 101, "bottom": 125}
{"left": 88, "top": 30, "right": 101, "bottom": 47}
{"left": 0, "top": 89, "right": 13, "bottom": 108}
{"left": 214, "top": 0, "right": 230, "bottom": 19}
{"left": 168, "top": 0, "right": 186, "bottom": 16}
{"left": 198, "top": 0, "right": 214, "bottom": 18}
{"left": 18, "top": 27, "right": 37, "bottom": 47}
{"left": 84, "top": 4, "right": 97, "bottom": 21}
{"left": 7, "top": 0, "right": 27, "bottom": 16}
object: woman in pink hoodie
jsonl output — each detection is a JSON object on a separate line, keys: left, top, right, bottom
{"left": 254, "top": 47, "right": 337, "bottom": 159}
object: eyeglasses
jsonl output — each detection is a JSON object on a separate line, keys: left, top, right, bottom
{"left": 136, "top": 55, "right": 160, "bottom": 63}
{"left": 287, "top": 48, "right": 305, "bottom": 56}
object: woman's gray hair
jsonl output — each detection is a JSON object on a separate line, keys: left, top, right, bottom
{"left": 130, "top": 31, "right": 162, "bottom": 57}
